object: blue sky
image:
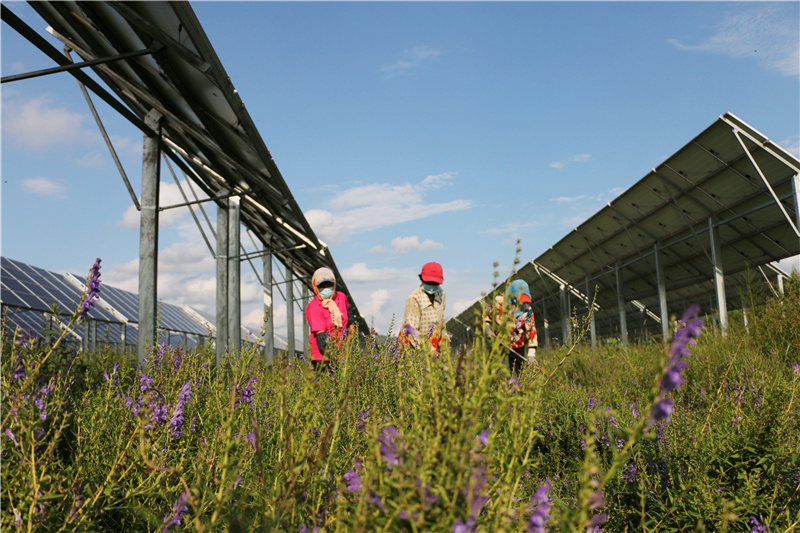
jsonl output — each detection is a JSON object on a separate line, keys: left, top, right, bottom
{"left": 2, "top": 1, "right": 799, "bottom": 343}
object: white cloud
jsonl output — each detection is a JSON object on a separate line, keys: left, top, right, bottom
{"left": 21, "top": 178, "right": 66, "bottom": 197}
{"left": 360, "top": 289, "right": 390, "bottom": 324}
{"left": 390, "top": 236, "right": 445, "bottom": 254}
{"left": 305, "top": 172, "right": 471, "bottom": 244}
{"left": 550, "top": 154, "right": 591, "bottom": 170}
{"left": 76, "top": 152, "right": 106, "bottom": 168}
{"left": 380, "top": 45, "right": 445, "bottom": 79}
{"left": 551, "top": 195, "right": 586, "bottom": 203}
{"left": 2, "top": 94, "right": 97, "bottom": 148}
{"left": 778, "top": 135, "right": 799, "bottom": 158}
{"left": 117, "top": 179, "right": 210, "bottom": 230}
{"left": 371, "top": 236, "right": 445, "bottom": 254}
{"left": 342, "top": 262, "right": 400, "bottom": 282}
{"left": 669, "top": 5, "right": 799, "bottom": 77}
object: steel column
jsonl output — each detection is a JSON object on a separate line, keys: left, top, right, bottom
{"left": 286, "top": 262, "right": 295, "bottom": 358}
{"left": 137, "top": 109, "right": 162, "bottom": 367}
{"left": 794, "top": 174, "right": 800, "bottom": 252}
{"left": 215, "top": 196, "right": 229, "bottom": 366}
{"left": 615, "top": 263, "right": 628, "bottom": 346}
{"left": 262, "top": 234, "right": 274, "bottom": 365}
{"left": 121, "top": 322, "right": 127, "bottom": 353}
{"left": 709, "top": 218, "right": 729, "bottom": 336}
{"left": 227, "top": 197, "right": 241, "bottom": 355}
{"left": 559, "top": 284, "right": 569, "bottom": 345}
{"left": 654, "top": 243, "right": 669, "bottom": 341}
{"left": 302, "top": 284, "right": 310, "bottom": 358}
{"left": 585, "top": 277, "right": 596, "bottom": 350}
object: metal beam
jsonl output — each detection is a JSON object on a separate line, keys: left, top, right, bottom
{"left": 1, "top": 45, "right": 161, "bottom": 83}
{"left": 137, "top": 109, "right": 163, "bottom": 367}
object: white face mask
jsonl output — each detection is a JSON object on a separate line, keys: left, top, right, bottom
{"left": 319, "top": 287, "right": 334, "bottom": 299}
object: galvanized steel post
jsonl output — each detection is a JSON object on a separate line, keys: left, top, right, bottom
{"left": 302, "top": 283, "right": 310, "bottom": 358}
{"left": 585, "top": 277, "right": 596, "bottom": 350}
{"left": 559, "top": 284, "right": 568, "bottom": 345}
{"left": 215, "top": 194, "right": 229, "bottom": 367}
{"left": 654, "top": 243, "right": 669, "bottom": 342}
{"left": 708, "top": 217, "right": 728, "bottom": 336}
{"left": 262, "top": 234, "right": 274, "bottom": 365}
{"left": 615, "top": 263, "right": 628, "bottom": 346}
{"left": 227, "top": 197, "right": 241, "bottom": 355}
{"left": 286, "top": 262, "right": 295, "bottom": 358}
{"left": 138, "top": 109, "right": 162, "bottom": 367}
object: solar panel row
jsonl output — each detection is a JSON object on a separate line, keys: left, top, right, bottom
{"left": 1, "top": 257, "right": 212, "bottom": 348}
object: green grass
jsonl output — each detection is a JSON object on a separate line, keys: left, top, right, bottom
{"left": 2, "top": 277, "right": 799, "bottom": 532}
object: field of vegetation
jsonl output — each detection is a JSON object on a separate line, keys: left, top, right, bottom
{"left": 2, "top": 265, "right": 799, "bottom": 532}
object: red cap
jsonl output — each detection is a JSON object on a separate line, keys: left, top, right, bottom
{"left": 517, "top": 294, "right": 532, "bottom": 304}
{"left": 420, "top": 262, "right": 444, "bottom": 284}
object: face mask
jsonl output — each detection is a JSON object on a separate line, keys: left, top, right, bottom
{"left": 319, "top": 287, "right": 334, "bottom": 299}
{"left": 422, "top": 283, "right": 441, "bottom": 295}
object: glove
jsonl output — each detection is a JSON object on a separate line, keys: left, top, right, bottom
{"left": 526, "top": 347, "right": 536, "bottom": 365}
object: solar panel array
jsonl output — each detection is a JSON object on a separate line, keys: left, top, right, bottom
{"left": 1, "top": 257, "right": 214, "bottom": 349}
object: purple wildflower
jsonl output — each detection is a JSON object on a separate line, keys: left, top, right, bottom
{"left": 11, "top": 355, "right": 25, "bottom": 381}
{"left": 402, "top": 323, "right": 419, "bottom": 339}
{"left": 791, "top": 363, "right": 800, "bottom": 376}
{"left": 234, "top": 475, "right": 242, "bottom": 489}
{"left": 68, "top": 482, "right": 85, "bottom": 523}
{"left": 4, "top": 429, "right": 19, "bottom": 447}
{"left": 379, "top": 426, "right": 401, "bottom": 466}
{"left": 623, "top": 462, "right": 637, "bottom": 483}
{"left": 356, "top": 409, "right": 369, "bottom": 434}
{"left": 478, "top": 430, "right": 490, "bottom": 446}
{"left": 234, "top": 376, "right": 257, "bottom": 408}
{"left": 139, "top": 373, "right": 154, "bottom": 392}
{"left": 169, "top": 382, "right": 192, "bottom": 438}
{"left": 245, "top": 432, "right": 257, "bottom": 450}
{"left": 587, "top": 490, "right": 606, "bottom": 510}
{"left": 526, "top": 481, "right": 551, "bottom": 533}
{"left": 587, "top": 512, "right": 608, "bottom": 533}
{"left": 749, "top": 516, "right": 769, "bottom": 532}
{"left": 78, "top": 258, "right": 102, "bottom": 320}
{"left": 650, "top": 305, "right": 702, "bottom": 428}
{"left": 452, "top": 517, "right": 477, "bottom": 533}
{"left": 343, "top": 469, "right": 362, "bottom": 492}
{"left": 369, "top": 492, "right": 387, "bottom": 512}
{"left": 163, "top": 491, "right": 189, "bottom": 531}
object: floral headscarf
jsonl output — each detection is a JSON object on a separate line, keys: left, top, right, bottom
{"left": 312, "top": 267, "right": 342, "bottom": 328}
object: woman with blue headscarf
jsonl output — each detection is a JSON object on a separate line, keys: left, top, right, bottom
{"left": 484, "top": 279, "right": 538, "bottom": 375}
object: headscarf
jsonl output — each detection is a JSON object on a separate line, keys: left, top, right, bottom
{"left": 507, "top": 279, "right": 533, "bottom": 320}
{"left": 312, "top": 267, "right": 342, "bottom": 328}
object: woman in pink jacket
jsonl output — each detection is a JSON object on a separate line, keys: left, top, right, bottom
{"left": 305, "top": 267, "right": 353, "bottom": 371}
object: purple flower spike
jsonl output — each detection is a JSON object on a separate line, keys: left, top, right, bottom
{"left": 343, "top": 469, "right": 362, "bottom": 492}
{"left": 163, "top": 491, "right": 189, "bottom": 531}
{"left": 4, "top": 429, "right": 19, "bottom": 447}
{"left": 78, "top": 258, "right": 102, "bottom": 320}
{"left": 749, "top": 516, "right": 769, "bottom": 533}
{"left": 402, "top": 324, "right": 419, "bottom": 338}
{"left": 791, "top": 363, "right": 800, "bottom": 376}
{"left": 526, "top": 481, "right": 551, "bottom": 533}
{"left": 379, "top": 426, "right": 401, "bottom": 466}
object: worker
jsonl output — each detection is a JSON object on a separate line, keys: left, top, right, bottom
{"left": 305, "top": 267, "right": 354, "bottom": 371}
{"left": 484, "top": 279, "right": 538, "bottom": 375}
{"left": 400, "top": 262, "right": 448, "bottom": 352}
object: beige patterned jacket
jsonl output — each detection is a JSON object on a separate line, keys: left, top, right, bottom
{"left": 402, "top": 286, "right": 447, "bottom": 349}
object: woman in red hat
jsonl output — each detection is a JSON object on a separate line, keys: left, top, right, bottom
{"left": 400, "top": 262, "right": 448, "bottom": 352}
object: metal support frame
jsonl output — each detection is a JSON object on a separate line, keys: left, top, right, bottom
{"left": 585, "top": 277, "right": 597, "bottom": 350}
{"left": 228, "top": 197, "right": 242, "bottom": 355}
{"left": 262, "top": 235, "right": 274, "bottom": 365}
{"left": 1, "top": 45, "right": 162, "bottom": 84}
{"left": 286, "top": 262, "right": 295, "bottom": 357}
{"left": 559, "top": 285, "right": 569, "bottom": 345}
{"left": 137, "top": 109, "right": 163, "bottom": 367}
{"left": 654, "top": 243, "right": 669, "bottom": 341}
{"left": 709, "top": 217, "right": 729, "bottom": 336}
{"left": 215, "top": 196, "right": 229, "bottom": 366}
{"left": 302, "top": 285, "right": 310, "bottom": 357}
{"left": 615, "top": 263, "right": 628, "bottom": 346}
{"left": 794, "top": 174, "right": 800, "bottom": 256}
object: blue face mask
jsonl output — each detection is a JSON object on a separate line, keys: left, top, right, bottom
{"left": 422, "top": 282, "right": 441, "bottom": 295}
{"left": 319, "top": 287, "right": 334, "bottom": 299}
